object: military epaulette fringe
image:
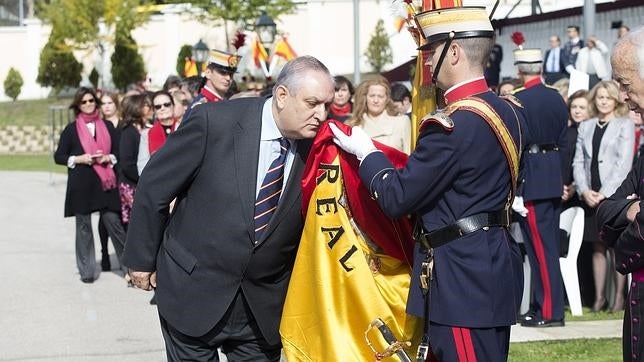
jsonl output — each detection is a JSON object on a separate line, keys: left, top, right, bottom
{"left": 545, "top": 84, "right": 560, "bottom": 92}
{"left": 500, "top": 94, "right": 524, "bottom": 108}
{"left": 419, "top": 110, "right": 455, "bottom": 132}
{"left": 191, "top": 97, "right": 208, "bottom": 109}
{"left": 510, "top": 86, "right": 526, "bottom": 94}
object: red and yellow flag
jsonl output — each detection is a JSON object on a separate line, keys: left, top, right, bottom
{"left": 184, "top": 58, "right": 198, "bottom": 77}
{"left": 280, "top": 121, "right": 419, "bottom": 361}
{"left": 252, "top": 37, "right": 269, "bottom": 68}
{"left": 273, "top": 36, "right": 297, "bottom": 61}
{"left": 409, "top": 0, "right": 463, "bottom": 147}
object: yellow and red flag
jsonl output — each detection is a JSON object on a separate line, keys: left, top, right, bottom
{"left": 409, "top": 0, "right": 463, "bottom": 147}
{"left": 252, "top": 36, "right": 269, "bottom": 69}
{"left": 183, "top": 58, "right": 198, "bottom": 77}
{"left": 280, "top": 121, "right": 419, "bottom": 361}
{"left": 272, "top": 36, "right": 297, "bottom": 61}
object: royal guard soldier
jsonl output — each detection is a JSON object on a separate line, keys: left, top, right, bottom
{"left": 182, "top": 48, "right": 241, "bottom": 123}
{"left": 512, "top": 46, "right": 569, "bottom": 327}
{"left": 330, "top": 6, "right": 526, "bottom": 361}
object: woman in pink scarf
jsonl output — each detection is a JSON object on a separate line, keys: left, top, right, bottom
{"left": 54, "top": 87, "right": 127, "bottom": 284}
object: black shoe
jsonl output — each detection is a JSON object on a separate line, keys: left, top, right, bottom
{"left": 518, "top": 310, "right": 536, "bottom": 324}
{"left": 101, "top": 256, "right": 111, "bottom": 272}
{"left": 81, "top": 277, "right": 94, "bottom": 284}
{"left": 520, "top": 318, "right": 565, "bottom": 328}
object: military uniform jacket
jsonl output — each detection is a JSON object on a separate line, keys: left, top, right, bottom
{"left": 513, "top": 78, "right": 568, "bottom": 201}
{"left": 359, "top": 87, "right": 526, "bottom": 328}
{"left": 597, "top": 156, "right": 644, "bottom": 274}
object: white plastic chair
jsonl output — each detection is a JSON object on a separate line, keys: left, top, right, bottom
{"left": 559, "top": 206, "right": 585, "bottom": 316}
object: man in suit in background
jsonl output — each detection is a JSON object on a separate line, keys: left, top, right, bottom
{"left": 562, "top": 25, "right": 584, "bottom": 76}
{"left": 122, "top": 56, "right": 335, "bottom": 361}
{"left": 544, "top": 36, "right": 565, "bottom": 85}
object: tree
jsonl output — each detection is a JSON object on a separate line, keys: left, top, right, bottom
{"left": 176, "top": 44, "right": 193, "bottom": 77}
{"left": 161, "top": 0, "right": 299, "bottom": 50}
{"left": 37, "top": 0, "right": 151, "bottom": 89}
{"left": 89, "top": 67, "right": 100, "bottom": 89}
{"left": 111, "top": 31, "right": 146, "bottom": 91}
{"left": 364, "top": 19, "right": 393, "bottom": 73}
{"left": 4, "top": 67, "right": 24, "bottom": 101}
{"left": 36, "top": 31, "right": 82, "bottom": 95}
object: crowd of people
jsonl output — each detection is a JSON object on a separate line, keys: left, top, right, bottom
{"left": 51, "top": 7, "right": 644, "bottom": 360}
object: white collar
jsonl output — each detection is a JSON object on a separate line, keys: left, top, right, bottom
{"left": 260, "top": 97, "right": 283, "bottom": 141}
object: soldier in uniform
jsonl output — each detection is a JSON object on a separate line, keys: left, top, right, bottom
{"left": 512, "top": 48, "right": 568, "bottom": 328}
{"left": 182, "top": 48, "right": 241, "bottom": 123}
{"left": 330, "top": 7, "right": 526, "bottom": 361}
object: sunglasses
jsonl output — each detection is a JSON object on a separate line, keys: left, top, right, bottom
{"left": 153, "top": 102, "right": 173, "bottom": 110}
{"left": 81, "top": 98, "right": 95, "bottom": 105}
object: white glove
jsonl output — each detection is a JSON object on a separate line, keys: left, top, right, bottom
{"left": 329, "top": 123, "right": 378, "bottom": 161}
{"left": 512, "top": 196, "right": 528, "bottom": 217}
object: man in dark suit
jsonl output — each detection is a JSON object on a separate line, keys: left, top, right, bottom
{"left": 331, "top": 7, "right": 525, "bottom": 361}
{"left": 122, "top": 56, "right": 335, "bottom": 361}
{"left": 543, "top": 36, "right": 566, "bottom": 85}
{"left": 512, "top": 48, "right": 568, "bottom": 327}
{"left": 561, "top": 25, "right": 584, "bottom": 76}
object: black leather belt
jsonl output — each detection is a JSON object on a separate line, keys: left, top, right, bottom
{"left": 527, "top": 143, "right": 559, "bottom": 154}
{"left": 414, "top": 210, "right": 510, "bottom": 250}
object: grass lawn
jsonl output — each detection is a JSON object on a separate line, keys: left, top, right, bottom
{"left": 566, "top": 306, "right": 624, "bottom": 321}
{"left": 0, "top": 154, "right": 66, "bottom": 173}
{"left": 0, "top": 98, "right": 71, "bottom": 127}
{"left": 509, "top": 338, "right": 621, "bottom": 361}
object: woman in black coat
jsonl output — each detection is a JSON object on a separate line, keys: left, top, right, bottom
{"left": 54, "top": 87, "right": 126, "bottom": 283}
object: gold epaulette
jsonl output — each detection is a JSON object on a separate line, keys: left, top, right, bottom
{"left": 190, "top": 97, "right": 208, "bottom": 110}
{"left": 510, "top": 86, "right": 526, "bottom": 95}
{"left": 419, "top": 110, "right": 455, "bottom": 132}
{"left": 500, "top": 94, "right": 524, "bottom": 108}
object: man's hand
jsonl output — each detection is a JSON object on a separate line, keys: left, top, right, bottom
{"left": 512, "top": 196, "right": 528, "bottom": 217}
{"left": 627, "top": 194, "right": 641, "bottom": 222}
{"left": 128, "top": 269, "right": 157, "bottom": 291}
{"left": 329, "top": 123, "right": 378, "bottom": 161}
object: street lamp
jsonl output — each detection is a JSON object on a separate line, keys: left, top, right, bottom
{"left": 192, "top": 39, "right": 210, "bottom": 63}
{"left": 255, "top": 11, "right": 277, "bottom": 48}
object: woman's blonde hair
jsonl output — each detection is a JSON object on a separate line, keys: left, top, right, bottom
{"left": 347, "top": 76, "right": 395, "bottom": 126}
{"left": 587, "top": 80, "right": 629, "bottom": 118}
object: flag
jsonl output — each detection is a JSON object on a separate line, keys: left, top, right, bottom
{"left": 272, "top": 36, "right": 297, "bottom": 61}
{"left": 280, "top": 121, "right": 419, "bottom": 361}
{"left": 409, "top": 0, "right": 463, "bottom": 148}
{"left": 394, "top": 17, "right": 406, "bottom": 33}
{"left": 252, "top": 37, "right": 269, "bottom": 68}
{"left": 183, "top": 58, "right": 198, "bottom": 77}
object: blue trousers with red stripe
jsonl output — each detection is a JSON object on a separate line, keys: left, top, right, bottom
{"left": 520, "top": 198, "right": 564, "bottom": 320}
{"left": 429, "top": 322, "right": 510, "bottom": 361}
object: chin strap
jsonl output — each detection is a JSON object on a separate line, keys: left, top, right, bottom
{"left": 432, "top": 32, "right": 455, "bottom": 85}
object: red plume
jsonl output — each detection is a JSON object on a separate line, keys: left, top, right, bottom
{"left": 511, "top": 32, "right": 525, "bottom": 47}
{"left": 231, "top": 31, "right": 246, "bottom": 50}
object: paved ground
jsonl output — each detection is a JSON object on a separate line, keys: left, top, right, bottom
{"left": 0, "top": 170, "right": 622, "bottom": 361}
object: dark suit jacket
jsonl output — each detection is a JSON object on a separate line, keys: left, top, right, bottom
{"left": 597, "top": 157, "right": 644, "bottom": 274}
{"left": 122, "top": 97, "right": 310, "bottom": 345}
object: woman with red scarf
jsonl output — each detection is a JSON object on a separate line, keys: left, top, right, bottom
{"left": 327, "top": 75, "right": 354, "bottom": 123}
{"left": 137, "top": 91, "right": 179, "bottom": 173}
{"left": 54, "top": 87, "right": 126, "bottom": 283}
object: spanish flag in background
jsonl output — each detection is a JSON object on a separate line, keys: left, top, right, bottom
{"left": 272, "top": 36, "right": 297, "bottom": 61}
{"left": 280, "top": 121, "right": 420, "bottom": 361}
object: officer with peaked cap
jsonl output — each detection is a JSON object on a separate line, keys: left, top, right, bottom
{"left": 329, "top": 6, "right": 527, "bottom": 361}
{"left": 182, "top": 48, "right": 241, "bottom": 123}
{"left": 511, "top": 47, "right": 568, "bottom": 328}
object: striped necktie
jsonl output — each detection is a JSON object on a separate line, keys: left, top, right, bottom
{"left": 254, "top": 138, "right": 290, "bottom": 243}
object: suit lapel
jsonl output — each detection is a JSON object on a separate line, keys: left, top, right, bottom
{"left": 234, "top": 101, "right": 262, "bottom": 241}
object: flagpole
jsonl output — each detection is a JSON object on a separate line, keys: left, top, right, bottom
{"left": 353, "top": 0, "right": 360, "bottom": 85}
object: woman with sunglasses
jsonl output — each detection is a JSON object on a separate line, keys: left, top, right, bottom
{"left": 137, "top": 90, "right": 178, "bottom": 174}
{"left": 54, "top": 87, "right": 126, "bottom": 283}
